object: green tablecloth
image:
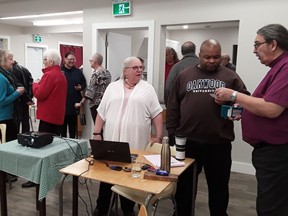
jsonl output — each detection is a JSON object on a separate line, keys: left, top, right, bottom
{"left": 0, "top": 137, "right": 89, "bottom": 200}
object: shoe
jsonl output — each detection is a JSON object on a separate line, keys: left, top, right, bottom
{"left": 22, "top": 181, "right": 37, "bottom": 188}
{"left": 6, "top": 174, "right": 18, "bottom": 183}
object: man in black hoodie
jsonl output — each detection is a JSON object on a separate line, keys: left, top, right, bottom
{"left": 11, "top": 61, "right": 34, "bottom": 133}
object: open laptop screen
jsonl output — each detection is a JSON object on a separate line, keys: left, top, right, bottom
{"left": 89, "top": 139, "right": 132, "bottom": 163}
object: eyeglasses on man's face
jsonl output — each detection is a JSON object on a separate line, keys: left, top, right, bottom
{"left": 125, "top": 66, "right": 145, "bottom": 71}
{"left": 254, "top": 41, "right": 268, "bottom": 49}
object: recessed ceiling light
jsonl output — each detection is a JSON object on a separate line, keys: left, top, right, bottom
{"left": 33, "top": 18, "right": 83, "bottom": 26}
{"left": 183, "top": 25, "right": 189, "bottom": 29}
{"left": 0, "top": 11, "right": 83, "bottom": 20}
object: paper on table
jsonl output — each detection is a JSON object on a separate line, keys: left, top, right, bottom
{"left": 144, "top": 154, "right": 185, "bottom": 168}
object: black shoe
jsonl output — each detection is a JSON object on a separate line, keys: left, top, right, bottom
{"left": 22, "top": 181, "right": 36, "bottom": 188}
{"left": 6, "top": 174, "right": 18, "bottom": 183}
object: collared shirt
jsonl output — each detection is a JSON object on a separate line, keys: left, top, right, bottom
{"left": 242, "top": 52, "right": 288, "bottom": 145}
{"left": 85, "top": 67, "right": 111, "bottom": 108}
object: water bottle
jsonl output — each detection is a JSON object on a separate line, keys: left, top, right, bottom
{"left": 160, "top": 136, "right": 171, "bottom": 174}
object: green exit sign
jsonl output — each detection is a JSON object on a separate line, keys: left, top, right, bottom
{"left": 33, "top": 35, "right": 42, "bottom": 43}
{"left": 113, "top": 2, "right": 131, "bottom": 16}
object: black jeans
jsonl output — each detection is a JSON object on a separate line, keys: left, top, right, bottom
{"left": 0, "top": 119, "right": 17, "bottom": 142}
{"left": 60, "top": 115, "right": 77, "bottom": 138}
{"left": 15, "top": 104, "right": 30, "bottom": 133}
{"left": 96, "top": 182, "right": 135, "bottom": 214}
{"left": 252, "top": 142, "right": 288, "bottom": 216}
{"left": 175, "top": 141, "right": 231, "bottom": 216}
{"left": 38, "top": 120, "right": 61, "bottom": 136}
{"left": 90, "top": 105, "right": 99, "bottom": 124}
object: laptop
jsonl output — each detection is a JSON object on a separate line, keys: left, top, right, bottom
{"left": 89, "top": 139, "right": 132, "bottom": 163}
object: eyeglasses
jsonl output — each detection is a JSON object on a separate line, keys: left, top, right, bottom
{"left": 66, "top": 58, "right": 76, "bottom": 62}
{"left": 254, "top": 41, "right": 267, "bottom": 49}
{"left": 125, "top": 66, "right": 145, "bottom": 71}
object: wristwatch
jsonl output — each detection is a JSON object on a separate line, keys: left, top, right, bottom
{"left": 230, "top": 91, "right": 238, "bottom": 102}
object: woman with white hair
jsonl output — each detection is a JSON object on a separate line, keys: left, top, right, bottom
{"left": 0, "top": 49, "right": 24, "bottom": 141}
{"left": 92, "top": 56, "right": 163, "bottom": 216}
{"left": 33, "top": 48, "right": 67, "bottom": 135}
{"left": 23, "top": 49, "right": 68, "bottom": 188}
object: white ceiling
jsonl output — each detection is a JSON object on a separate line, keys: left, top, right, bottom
{"left": 0, "top": 0, "right": 239, "bottom": 30}
{"left": 0, "top": 0, "right": 92, "bottom": 27}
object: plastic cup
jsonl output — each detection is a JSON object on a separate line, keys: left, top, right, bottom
{"left": 131, "top": 159, "right": 142, "bottom": 178}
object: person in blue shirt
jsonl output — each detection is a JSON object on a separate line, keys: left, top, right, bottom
{"left": 0, "top": 49, "right": 25, "bottom": 141}
{"left": 0, "top": 49, "right": 25, "bottom": 183}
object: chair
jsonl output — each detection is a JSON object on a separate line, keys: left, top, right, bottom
{"left": 0, "top": 123, "right": 6, "bottom": 144}
{"left": 0, "top": 124, "right": 12, "bottom": 188}
{"left": 108, "top": 142, "right": 178, "bottom": 216}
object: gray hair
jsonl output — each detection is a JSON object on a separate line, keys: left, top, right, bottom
{"left": 0, "top": 49, "right": 13, "bottom": 67}
{"left": 181, "top": 41, "right": 196, "bottom": 55}
{"left": 91, "top": 53, "right": 103, "bottom": 65}
{"left": 120, "top": 56, "right": 140, "bottom": 79}
{"left": 43, "top": 49, "right": 61, "bottom": 66}
{"left": 257, "top": 24, "right": 288, "bottom": 51}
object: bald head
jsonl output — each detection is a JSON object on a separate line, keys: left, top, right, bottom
{"left": 200, "top": 39, "right": 221, "bottom": 53}
{"left": 198, "top": 39, "right": 222, "bottom": 72}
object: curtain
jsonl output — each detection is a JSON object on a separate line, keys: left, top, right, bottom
{"left": 59, "top": 44, "right": 83, "bottom": 68}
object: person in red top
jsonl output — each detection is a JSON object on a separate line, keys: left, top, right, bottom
{"left": 22, "top": 49, "right": 67, "bottom": 188}
{"left": 33, "top": 49, "right": 67, "bottom": 134}
{"left": 165, "top": 46, "right": 179, "bottom": 82}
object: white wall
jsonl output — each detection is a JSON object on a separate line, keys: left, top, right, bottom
{"left": 168, "top": 27, "right": 239, "bottom": 61}
{"left": 2, "top": 0, "right": 287, "bottom": 174}
{"left": 0, "top": 23, "right": 82, "bottom": 66}
{"left": 81, "top": 0, "right": 288, "bottom": 174}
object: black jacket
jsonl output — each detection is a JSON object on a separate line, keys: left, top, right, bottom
{"left": 11, "top": 61, "right": 34, "bottom": 104}
{"left": 61, "top": 65, "right": 87, "bottom": 115}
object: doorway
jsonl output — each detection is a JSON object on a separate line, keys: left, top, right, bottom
{"left": 92, "top": 20, "right": 155, "bottom": 84}
{"left": 25, "top": 43, "right": 48, "bottom": 80}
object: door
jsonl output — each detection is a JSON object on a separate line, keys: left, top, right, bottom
{"left": 25, "top": 44, "right": 48, "bottom": 80}
{"left": 107, "top": 32, "right": 131, "bottom": 81}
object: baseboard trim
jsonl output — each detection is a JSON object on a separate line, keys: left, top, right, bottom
{"left": 231, "top": 161, "right": 255, "bottom": 175}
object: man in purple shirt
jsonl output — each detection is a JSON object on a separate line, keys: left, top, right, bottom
{"left": 215, "top": 24, "right": 288, "bottom": 216}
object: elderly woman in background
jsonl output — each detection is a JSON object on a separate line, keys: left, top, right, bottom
{"left": 0, "top": 49, "right": 24, "bottom": 183}
{"left": 33, "top": 49, "right": 67, "bottom": 135}
{"left": 75, "top": 52, "right": 111, "bottom": 123}
{"left": 92, "top": 56, "right": 163, "bottom": 216}
{"left": 0, "top": 49, "right": 25, "bottom": 141}
{"left": 22, "top": 49, "right": 67, "bottom": 188}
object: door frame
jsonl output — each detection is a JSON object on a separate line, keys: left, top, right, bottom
{"left": 92, "top": 20, "right": 155, "bottom": 84}
{"left": 24, "top": 43, "right": 48, "bottom": 68}
{"left": 0, "top": 35, "right": 10, "bottom": 50}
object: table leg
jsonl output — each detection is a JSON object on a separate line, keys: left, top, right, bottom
{"left": 36, "top": 184, "right": 46, "bottom": 216}
{"left": 191, "top": 161, "right": 197, "bottom": 216}
{"left": 39, "top": 198, "right": 46, "bottom": 216}
{"left": 59, "top": 174, "right": 68, "bottom": 216}
{"left": 0, "top": 171, "right": 7, "bottom": 216}
{"left": 72, "top": 176, "right": 79, "bottom": 216}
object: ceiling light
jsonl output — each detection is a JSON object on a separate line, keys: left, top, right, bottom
{"left": 33, "top": 19, "right": 83, "bottom": 26}
{"left": 183, "top": 25, "right": 189, "bottom": 29}
{"left": 0, "top": 11, "right": 83, "bottom": 20}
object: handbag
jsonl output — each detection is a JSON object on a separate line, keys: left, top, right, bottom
{"left": 80, "top": 113, "right": 86, "bottom": 125}
{"left": 79, "top": 104, "right": 86, "bottom": 125}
